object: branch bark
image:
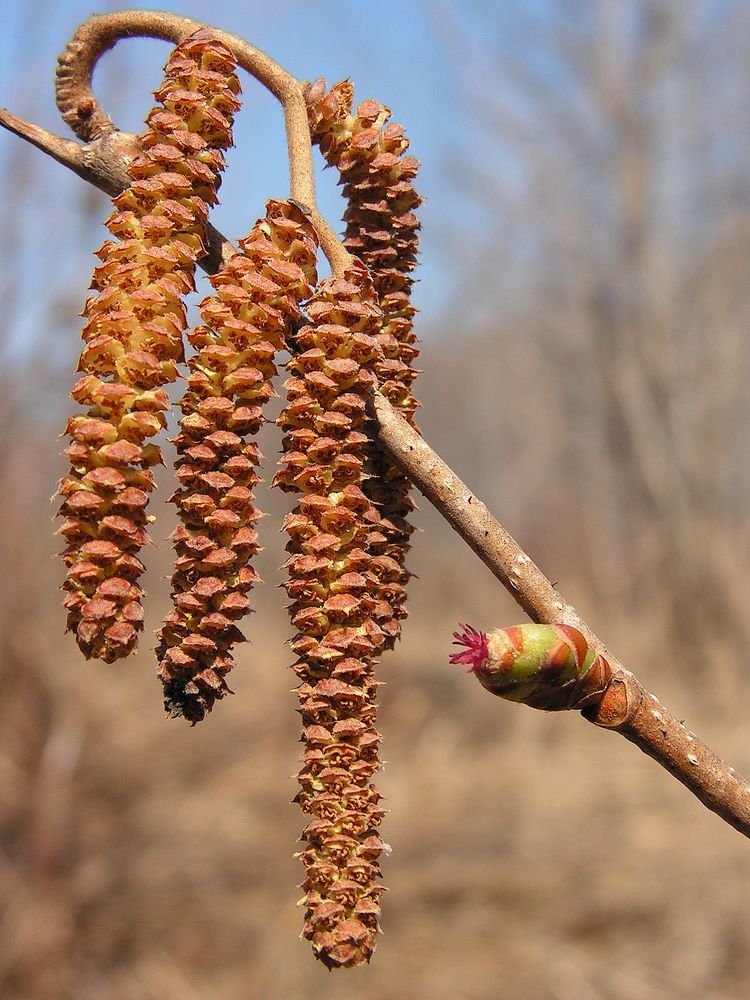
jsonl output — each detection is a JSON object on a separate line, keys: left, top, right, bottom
{"left": 53, "top": 10, "right": 349, "bottom": 275}
{"left": 2, "top": 11, "right": 749, "bottom": 839}
{"left": 373, "top": 394, "right": 750, "bottom": 837}
{"left": 0, "top": 106, "right": 236, "bottom": 276}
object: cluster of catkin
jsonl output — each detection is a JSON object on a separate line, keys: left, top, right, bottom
{"left": 58, "top": 32, "right": 240, "bottom": 663}
{"left": 57, "top": 38, "right": 422, "bottom": 971}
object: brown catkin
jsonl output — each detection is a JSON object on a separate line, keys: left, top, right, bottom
{"left": 57, "top": 32, "right": 240, "bottom": 663}
{"left": 156, "top": 201, "right": 319, "bottom": 722}
{"left": 275, "top": 259, "right": 393, "bottom": 968}
{"left": 304, "top": 79, "right": 422, "bottom": 650}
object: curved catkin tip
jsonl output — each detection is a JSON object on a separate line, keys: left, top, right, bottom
{"left": 155, "top": 200, "right": 319, "bottom": 723}
{"left": 452, "top": 623, "right": 612, "bottom": 711}
{"left": 57, "top": 33, "right": 241, "bottom": 664}
{"left": 303, "top": 78, "right": 422, "bottom": 652}
{"left": 277, "top": 260, "right": 390, "bottom": 968}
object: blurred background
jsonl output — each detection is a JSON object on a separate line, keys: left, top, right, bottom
{"left": 2, "top": 1, "right": 750, "bottom": 997}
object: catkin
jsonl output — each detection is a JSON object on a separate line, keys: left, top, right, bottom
{"left": 304, "top": 79, "right": 422, "bottom": 650}
{"left": 156, "top": 201, "right": 318, "bottom": 722}
{"left": 57, "top": 32, "right": 240, "bottom": 663}
{"left": 276, "top": 260, "right": 392, "bottom": 968}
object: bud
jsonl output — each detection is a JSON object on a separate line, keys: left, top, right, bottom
{"left": 451, "top": 623, "right": 612, "bottom": 711}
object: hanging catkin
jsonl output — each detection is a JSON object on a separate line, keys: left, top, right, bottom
{"left": 57, "top": 32, "right": 240, "bottom": 663}
{"left": 156, "top": 200, "right": 318, "bottom": 722}
{"left": 304, "top": 79, "right": 422, "bottom": 649}
{"left": 275, "top": 259, "right": 392, "bottom": 968}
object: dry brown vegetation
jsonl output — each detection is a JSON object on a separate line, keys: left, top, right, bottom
{"left": 3, "top": 2, "right": 750, "bottom": 997}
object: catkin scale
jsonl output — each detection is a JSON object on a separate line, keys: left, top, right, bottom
{"left": 276, "top": 260, "right": 392, "bottom": 969}
{"left": 156, "top": 200, "right": 319, "bottom": 722}
{"left": 57, "top": 32, "right": 240, "bottom": 663}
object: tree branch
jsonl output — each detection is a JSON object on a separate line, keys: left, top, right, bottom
{"left": 372, "top": 394, "right": 750, "bottom": 837}
{"left": 585, "top": 673, "right": 750, "bottom": 838}
{"left": 1, "top": 8, "right": 348, "bottom": 275}
{"left": 55, "top": 10, "right": 316, "bottom": 202}
{"left": 0, "top": 106, "right": 236, "bottom": 275}
{"left": 53, "top": 9, "right": 349, "bottom": 275}
{"left": 2, "top": 11, "right": 749, "bottom": 838}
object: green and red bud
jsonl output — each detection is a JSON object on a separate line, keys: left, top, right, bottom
{"left": 451, "top": 623, "right": 612, "bottom": 711}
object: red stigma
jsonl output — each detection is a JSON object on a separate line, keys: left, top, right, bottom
{"left": 450, "top": 623, "right": 489, "bottom": 672}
